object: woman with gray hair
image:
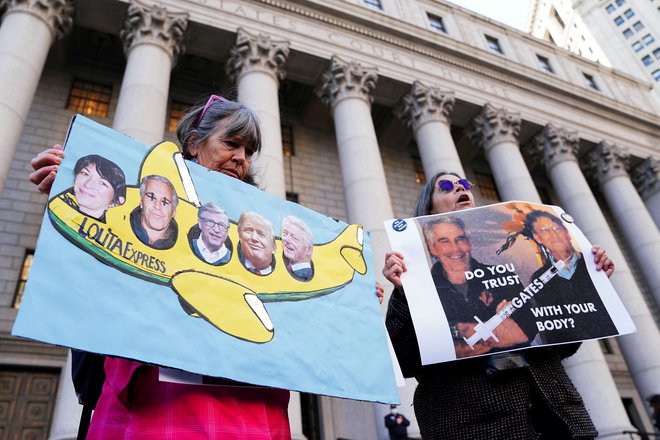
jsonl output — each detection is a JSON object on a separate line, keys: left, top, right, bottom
{"left": 382, "top": 171, "right": 614, "bottom": 440}
{"left": 29, "top": 94, "right": 290, "bottom": 439}
{"left": 177, "top": 95, "right": 261, "bottom": 186}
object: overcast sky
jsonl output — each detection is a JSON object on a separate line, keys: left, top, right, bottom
{"left": 446, "top": 0, "right": 532, "bottom": 31}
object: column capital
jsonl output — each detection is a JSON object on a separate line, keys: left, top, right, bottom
{"left": 395, "top": 80, "right": 454, "bottom": 130}
{"left": 316, "top": 55, "right": 378, "bottom": 108}
{"left": 0, "top": 0, "right": 73, "bottom": 40}
{"left": 527, "top": 123, "right": 580, "bottom": 171}
{"left": 582, "top": 141, "right": 629, "bottom": 187}
{"left": 632, "top": 156, "right": 660, "bottom": 199}
{"left": 468, "top": 103, "right": 521, "bottom": 151}
{"left": 119, "top": 0, "right": 188, "bottom": 65}
{"left": 225, "top": 28, "right": 290, "bottom": 84}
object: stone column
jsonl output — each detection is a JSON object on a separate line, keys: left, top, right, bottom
{"left": 317, "top": 55, "right": 393, "bottom": 263}
{"left": 317, "top": 55, "right": 395, "bottom": 440}
{"left": 632, "top": 157, "right": 660, "bottom": 227}
{"left": 225, "top": 30, "right": 300, "bottom": 437}
{"left": 529, "top": 124, "right": 660, "bottom": 410}
{"left": 0, "top": 0, "right": 73, "bottom": 196}
{"left": 470, "top": 109, "right": 632, "bottom": 437}
{"left": 48, "top": 352, "right": 80, "bottom": 440}
{"left": 286, "top": 392, "right": 304, "bottom": 440}
{"left": 47, "top": 4, "right": 186, "bottom": 438}
{"left": 468, "top": 103, "right": 541, "bottom": 202}
{"left": 583, "top": 142, "right": 660, "bottom": 309}
{"left": 396, "top": 80, "right": 463, "bottom": 177}
{"left": 226, "top": 28, "right": 289, "bottom": 197}
{"left": 114, "top": 0, "right": 187, "bottom": 144}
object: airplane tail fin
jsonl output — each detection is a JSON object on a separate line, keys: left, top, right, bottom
{"left": 339, "top": 225, "right": 367, "bottom": 275}
{"left": 139, "top": 142, "right": 201, "bottom": 207}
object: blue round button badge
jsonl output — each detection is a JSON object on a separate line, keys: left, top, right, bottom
{"left": 392, "top": 219, "right": 407, "bottom": 232}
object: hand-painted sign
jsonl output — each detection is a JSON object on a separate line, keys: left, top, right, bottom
{"left": 13, "top": 115, "right": 399, "bottom": 403}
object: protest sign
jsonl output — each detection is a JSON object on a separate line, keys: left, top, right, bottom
{"left": 13, "top": 115, "right": 399, "bottom": 403}
{"left": 385, "top": 201, "right": 636, "bottom": 366}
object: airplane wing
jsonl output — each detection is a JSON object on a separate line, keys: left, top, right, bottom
{"left": 170, "top": 271, "right": 275, "bottom": 343}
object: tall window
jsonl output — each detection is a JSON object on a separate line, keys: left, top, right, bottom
{"left": 642, "top": 34, "right": 655, "bottom": 45}
{"left": 606, "top": 4, "right": 616, "bottom": 13}
{"left": 652, "top": 69, "right": 660, "bottom": 81}
{"left": 632, "top": 21, "right": 644, "bottom": 31}
{"left": 632, "top": 41, "right": 644, "bottom": 52}
{"left": 485, "top": 35, "right": 504, "bottom": 54}
{"left": 622, "top": 398, "right": 647, "bottom": 436}
{"left": 427, "top": 13, "right": 447, "bottom": 33}
{"left": 623, "top": 28, "right": 633, "bottom": 38}
{"left": 642, "top": 55, "right": 653, "bottom": 66}
{"left": 168, "top": 101, "right": 189, "bottom": 132}
{"left": 363, "top": 0, "right": 382, "bottom": 9}
{"left": 583, "top": 73, "right": 600, "bottom": 91}
{"left": 66, "top": 79, "right": 112, "bottom": 117}
{"left": 473, "top": 173, "right": 500, "bottom": 203}
{"left": 598, "top": 338, "right": 614, "bottom": 354}
{"left": 412, "top": 154, "right": 425, "bottom": 185}
{"left": 552, "top": 8, "right": 565, "bottom": 28}
{"left": 281, "top": 125, "right": 295, "bottom": 157}
{"left": 13, "top": 250, "right": 34, "bottom": 308}
{"left": 300, "top": 393, "right": 321, "bottom": 440}
{"left": 614, "top": 15, "right": 624, "bottom": 25}
{"left": 536, "top": 54, "right": 555, "bottom": 73}
{"left": 654, "top": 48, "right": 660, "bottom": 60}
{"left": 623, "top": 8, "right": 635, "bottom": 18}
{"left": 615, "top": 0, "right": 624, "bottom": 6}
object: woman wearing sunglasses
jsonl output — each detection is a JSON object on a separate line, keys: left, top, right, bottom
{"left": 383, "top": 172, "right": 614, "bottom": 440}
{"left": 29, "top": 95, "right": 291, "bottom": 439}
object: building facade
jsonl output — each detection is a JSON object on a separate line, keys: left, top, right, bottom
{"left": 1, "top": 0, "right": 659, "bottom": 439}
{"left": 528, "top": 0, "right": 660, "bottom": 100}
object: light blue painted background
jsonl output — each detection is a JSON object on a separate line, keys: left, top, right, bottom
{"left": 13, "top": 116, "right": 399, "bottom": 404}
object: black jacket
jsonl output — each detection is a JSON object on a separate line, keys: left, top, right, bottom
{"left": 386, "top": 287, "right": 596, "bottom": 440}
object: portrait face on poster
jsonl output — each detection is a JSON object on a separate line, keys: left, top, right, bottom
{"left": 385, "top": 201, "right": 635, "bottom": 365}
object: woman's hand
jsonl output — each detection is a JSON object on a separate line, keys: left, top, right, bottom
{"left": 382, "top": 251, "right": 407, "bottom": 291}
{"left": 592, "top": 245, "right": 615, "bottom": 278}
{"left": 29, "top": 144, "right": 64, "bottom": 194}
{"left": 375, "top": 282, "right": 384, "bottom": 304}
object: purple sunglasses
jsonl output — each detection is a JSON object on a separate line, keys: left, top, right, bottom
{"left": 194, "top": 94, "right": 227, "bottom": 127}
{"left": 437, "top": 179, "right": 473, "bottom": 192}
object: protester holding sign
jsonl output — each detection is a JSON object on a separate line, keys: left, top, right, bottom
{"left": 29, "top": 95, "right": 291, "bottom": 439}
{"left": 383, "top": 172, "right": 614, "bottom": 439}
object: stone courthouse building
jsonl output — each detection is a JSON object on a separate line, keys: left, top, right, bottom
{"left": 1, "top": 0, "right": 659, "bottom": 438}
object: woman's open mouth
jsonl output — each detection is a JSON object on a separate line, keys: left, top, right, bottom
{"left": 457, "top": 194, "right": 471, "bottom": 204}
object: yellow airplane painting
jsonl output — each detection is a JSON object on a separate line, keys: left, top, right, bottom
{"left": 47, "top": 142, "right": 367, "bottom": 343}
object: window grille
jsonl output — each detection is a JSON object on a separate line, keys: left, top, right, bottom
{"left": 66, "top": 79, "right": 112, "bottom": 117}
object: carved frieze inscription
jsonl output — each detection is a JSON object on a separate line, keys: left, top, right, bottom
{"left": 186, "top": 0, "right": 511, "bottom": 99}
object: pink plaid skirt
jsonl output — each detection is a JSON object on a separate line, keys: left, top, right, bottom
{"left": 87, "top": 358, "right": 291, "bottom": 439}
